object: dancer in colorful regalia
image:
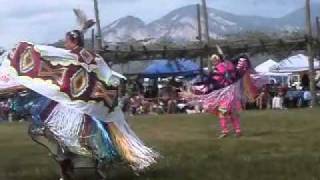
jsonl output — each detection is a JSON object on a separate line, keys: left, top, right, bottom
{"left": 182, "top": 53, "right": 266, "bottom": 138}
{"left": 0, "top": 9, "right": 158, "bottom": 180}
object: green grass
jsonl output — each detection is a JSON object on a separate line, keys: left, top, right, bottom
{"left": 1, "top": 109, "right": 320, "bottom": 180}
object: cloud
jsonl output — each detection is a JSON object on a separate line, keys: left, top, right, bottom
{"left": 0, "top": 0, "right": 93, "bottom": 48}
{"left": 0, "top": 0, "right": 318, "bottom": 48}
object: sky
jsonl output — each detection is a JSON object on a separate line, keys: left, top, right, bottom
{"left": 0, "top": 0, "right": 319, "bottom": 48}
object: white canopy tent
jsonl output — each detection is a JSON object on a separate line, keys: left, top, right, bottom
{"left": 255, "top": 59, "right": 278, "bottom": 73}
{"left": 255, "top": 59, "right": 291, "bottom": 85}
{"left": 271, "top": 54, "right": 320, "bottom": 73}
{"left": 255, "top": 59, "right": 290, "bottom": 76}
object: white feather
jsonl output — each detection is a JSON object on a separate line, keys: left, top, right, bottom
{"left": 73, "top": 8, "right": 96, "bottom": 33}
{"left": 216, "top": 44, "right": 224, "bottom": 56}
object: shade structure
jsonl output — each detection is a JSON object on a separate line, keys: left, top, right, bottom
{"left": 271, "top": 54, "right": 320, "bottom": 73}
{"left": 142, "top": 59, "right": 200, "bottom": 78}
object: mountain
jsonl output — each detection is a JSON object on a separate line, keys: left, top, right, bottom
{"left": 278, "top": 4, "right": 319, "bottom": 30}
{"left": 102, "top": 16, "right": 151, "bottom": 42}
{"left": 102, "top": 4, "right": 320, "bottom": 43}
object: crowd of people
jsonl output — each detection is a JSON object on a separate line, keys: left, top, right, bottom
{"left": 120, "top": 54, "right": 252, "bottom": 117}
{"left": 0, "top": 85, "right": 313, "bottom": 122}
{"left": 0, "top": 92, "right": 36, "bottom": 123}
{"left": 0, "top": 75, "right": 315, "bottom": 122}
{"left": 115, "top": 54, "right": 250, "bottom": 118}
{"left": 122, "top": 57, "right": 317, "bottom": 116}
{"left": 254, "top": 83, "right": 314, "bottom": 110}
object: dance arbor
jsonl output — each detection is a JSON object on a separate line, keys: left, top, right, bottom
{"left": 99, "top": 37, "right": 319, "bottom": 64}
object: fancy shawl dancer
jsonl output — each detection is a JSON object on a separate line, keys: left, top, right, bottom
{"left": 182, "top": 53, "right": 266, "bottom": 138}
{"left": 0, "top": 9, "right": 158, "bottom": 180}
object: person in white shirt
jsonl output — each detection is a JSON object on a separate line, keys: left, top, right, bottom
{"left": 272, "top": 92, "right": 284, "bottom": 110}
{"left": 303, "top": 88, "right": 312, "bottom": 107}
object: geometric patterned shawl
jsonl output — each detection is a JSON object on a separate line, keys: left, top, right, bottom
{"left": 0, "top": 42, "right": 125, "bottom": 122}
{"left": 0, "top": 42, "right": 159, "bottom": 171}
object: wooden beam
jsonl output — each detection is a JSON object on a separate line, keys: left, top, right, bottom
{"left": 316, "top": 17, "right": 320, "bottom": 41}
{"left": 93, "top": 0, "right": 103, "bottom": 51}
{"left": 259, "top": 39, "right": 266, "bottom": 51}
{"left": 130, "top": 45, "right": 135, "bottom": 52}
{"left": 91, "top": 29, "right": 95, "bottom": 50}
{"left": 201, "top": 0, "right": 212, "bottom": 73}
{"left": 196, "top": 4, "right": 203, "bottom": 42}
{"left": 201, "top": 0, "right": 210, "bottom": 43}
{"left": 99, "top": 38, "right": 307, "bottom": 63}
{"left": 305, "top": 0, "right": 316, "bottom": 107}
{"left": 197, "top": 4, "right": 205, "bottom": 78}
{"left": 162, "top": 46, "right": 167, "bottom": 59}
{"left": 315, "top": 16, "right": 320, "bottom": 53}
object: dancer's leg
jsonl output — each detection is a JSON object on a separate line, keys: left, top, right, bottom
{"left": 218, "top": 112, "right": 229, "bottom": 138}
{"left": 58, "top": 159, "right": 74, "bottom": 180}
{"left": 230, "top": 112, "right": 241, "bottom": 136}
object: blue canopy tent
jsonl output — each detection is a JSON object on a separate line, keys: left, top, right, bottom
{"left": 142, "top": 59, "right": 200, "bottom": 78}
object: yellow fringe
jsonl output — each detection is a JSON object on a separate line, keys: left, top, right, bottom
{"left": 242, "top": 73, "right": 257, "bottom": 102}
{"left": 108, "top": 122, "right": 137, "bottom": 165}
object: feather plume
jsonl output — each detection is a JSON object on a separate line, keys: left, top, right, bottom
{"left": 73, "top": 8, "right": 96, "bottom": 33}
{"left": 216, "top": 44, "right": 224, "bottom": 56}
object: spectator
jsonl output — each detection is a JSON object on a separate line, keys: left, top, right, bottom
{"left": 301, "top": 74, "right": 309, "bottom": 89}
{"left": 0, "top": 99, "right": 11, "bottom": 121}
{"left": 256, "top": 86, "right": 269, "bottom": 110}
{"left": 303, "top": 88, "right": 312, "bottom": 108}
{"left": 167, "top": 98, "right": 177, "bottom": 114}
{"left": 272, "top": 92, "right": 284, "bottom": 110}
{"left": 0, "top": 101, "right": 5, "bottom": 121}
{"left": 130, "top": 95, "right": 140, "bottom": 115}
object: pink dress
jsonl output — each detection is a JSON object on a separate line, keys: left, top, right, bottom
{"left": 212, "top": 61, "right": 236, "bottom": 89}
{"left": 188, "top": 72, "right": 265, "bottom": 116}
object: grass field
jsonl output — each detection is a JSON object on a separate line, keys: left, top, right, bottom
{"left": 1, "top": 109, "right": 320, "bottom": 180}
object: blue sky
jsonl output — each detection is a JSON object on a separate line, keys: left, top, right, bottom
{"left": 0, "top": 0, "right": 318, "bottom": 48}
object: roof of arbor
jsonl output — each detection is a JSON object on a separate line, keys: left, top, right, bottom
{"left": 99, "top": 36, "right": 319, "bottom": 64}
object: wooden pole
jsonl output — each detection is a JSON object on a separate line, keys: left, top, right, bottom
{"left": 197, "top": 4, "right": 203, "bottom": 42}
{"left": 201, "top": 0, "right": 212, "bottom": 73}
{"left": 305, "top": 0, "right": 316, "bottom": 107}
{"left": 91, "top": 29, "right": 95, "bottom": 50}
{"left": 316, "top": 17, "right": 320, "bottom": 58}
{"left": 197, "top": 4, "right": 204, "bottom": 79}
{"left": 316, "top": 17, "right": 320, "bottom": 40}
{"left": 93, "top": 0, "right": 103, "bottom": 51}
{"left": 201, "top": 0, "right": 210, "bottom": 43}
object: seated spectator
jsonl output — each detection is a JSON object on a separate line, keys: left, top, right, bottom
{"left": 194, "top": 103, "right": 202, "bottom": 113}
{"left": 167, "top": 98, "right": 177, "bottom": 114}
{"left": 130, "top": 95, "right": 142, "bottom": 115}
{"left": 272, "top": 92, "right": 284, "bottom": 110}
{"left": 185, "top": 102, "right": 203, "bottom": 114}
{"left": 141, "top": 99, "right": 152, "bottom": 114}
